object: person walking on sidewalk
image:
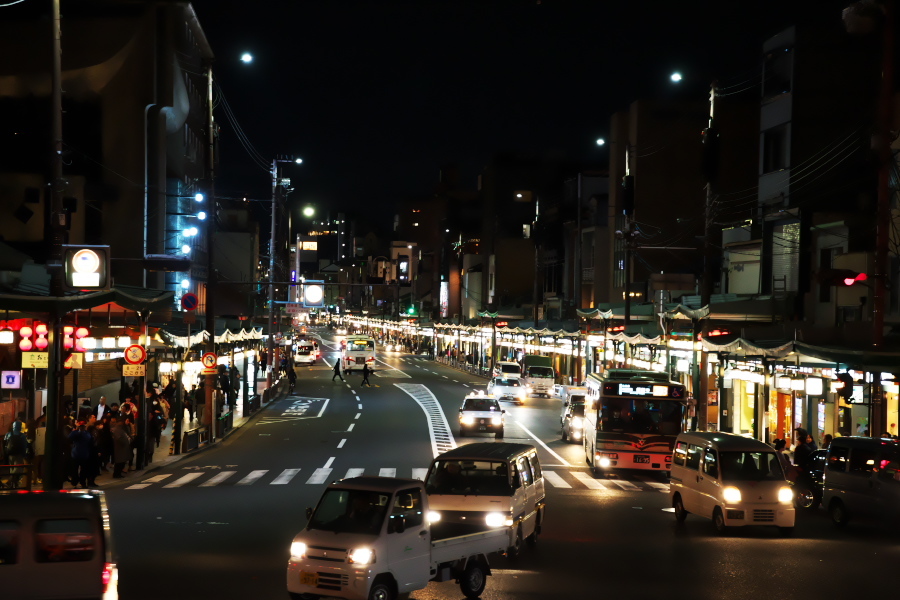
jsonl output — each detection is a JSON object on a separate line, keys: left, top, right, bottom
{"left": 361, "top": 364, "right": 372, "bottom": 387}
{"left": 111, "top": 418, "right": 132, "bottom": 478}
{"left": 332, "top": 359, "right": 344, "bottom": 382}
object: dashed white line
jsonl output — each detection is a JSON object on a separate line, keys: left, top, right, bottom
{"left": 337, "top": 439, "right": 346, "bottom": 448}
{"left": 358, "top": 403, "right": 362, "bottom": 409}
{"left": 347, "top": 423, "right": 355, "bottom": 432}
{"left": 354, "top": 413, "right": 361, "bottom": 419}
{"left": 324, "top": 457, "right": 335, "bottom": 468}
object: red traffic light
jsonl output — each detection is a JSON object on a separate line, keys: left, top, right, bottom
{"left": 842, "top": 272, "right": 868, "bottom": 286}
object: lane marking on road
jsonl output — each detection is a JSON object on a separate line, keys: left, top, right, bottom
{"left": 306, "top": 468, "right": 332, "bottom": 484}
{"left": 542, "top": 470, "right": 571, "bottom": 488}
{"left": 411, "top": 468, "right": 428, "bottom": 481}
{"left": 345, "top": 468, "right": 365, "bottom": 478}
{"left": 661, "top": 507, "right": 676, "bottom": 512}
{"left": 145, "top": 474, "right": 171, "bottom": 483}
{"left": 394, "top": 383, "right": 457, "bottom": 458}
{"left": 163, "top": 473, "right": 204, "bottom": 488}
{"left": 347, "top": 423, "right": 355, "bottom": 432}
{"left": 442, "top": 375, "right": 449, "bottom": 379}
{"left": 634, "top": 476, "right": 669, "bottom": 492}
{"left": 272, "top": 469, "right": 301, "bottom": 485}
{"left": 379, "top": 468, "right": 396, "bottom": 477}
{"left": 607, "top": 478, "right": 641, "bottom": 491}
{"left": 463, "top": 384, "right": 470, "bottom": 388}
{"left": 237, "top": 470, "right": 268, "bottom": 486}
{"left": 199, "top": 471, "right": 236, "bottom": 487}
{"left": 512, "top": 420, "right": 572, "bottom": 467}
{"left": 571, "top": 471, "right": 608, "bottom": 490}
{"left": 324, "top": 457, "right": 335, "bottom": 468}
{"left": 337, "top": 439, "right": 346, "bottom": 448}
{"left": 358, "top": 403, "right": 362, "bottom": 409}
{"left": 374, "top": 369, "right": 411, "bottom": 378}
{"left": 354, "top": 413, "right": 361, "bottom": 419}
{"left": 452, "top": 379, "right": 459, "bottom": 382}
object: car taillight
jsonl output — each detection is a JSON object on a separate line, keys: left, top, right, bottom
{"left": 102, "top": 563, "right": 114, "bottom": 590}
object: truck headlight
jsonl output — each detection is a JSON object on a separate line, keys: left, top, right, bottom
{"left": 348, "top": 548, "right": 375, "bottom": 565}
{"left": 485, "top": 512, "right": 513, "bottom": 528}
{"left": 460, "top": 415, "right": 474, "bottom": 425}
{"left": 723, "top": 486, "right": 742, "bottom": 503}
{"left": 778, "top": 486, "right": 793, "bottom": 504}
{"left": 491, "top": 416, "right": 502, "bottom": 425}
{"left": 290, "top": 541, "right": 307, "bottom": 559}
{"left": 427, "top": 511, "right": 441, "bottom": 523}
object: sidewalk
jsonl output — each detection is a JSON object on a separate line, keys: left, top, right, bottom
{"left": 62, "top": 368, "right": 288, "bottom": 490}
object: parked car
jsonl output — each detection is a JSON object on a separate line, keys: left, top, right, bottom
{"left": 793, "top": 449, "right": 827, "bottom": 510}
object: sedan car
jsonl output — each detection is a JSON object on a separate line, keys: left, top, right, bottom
{"left": 487, "top": 376, "right": 526, "bottom": 404}
{"left": 561, "top": 399, "right": 586, "bottom": 443}
{"left": 793, "top": 449, "right": 827, "bottom": 510}
{"left": 458, "top": 393, "right": 505, "bottom": 438}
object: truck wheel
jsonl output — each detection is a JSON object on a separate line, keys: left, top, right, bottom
{"left": 367, "top": 580, "right": 395, "bottom": 600}
{"left": 459, "top": 562, "right": 487, "bottom": 599}
{"left": 506, "top": 526, "right": 523, "bottom": 558}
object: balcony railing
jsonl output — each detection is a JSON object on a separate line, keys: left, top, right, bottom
{"left": 582, "top": 267, "right": 594, "bottom": 283}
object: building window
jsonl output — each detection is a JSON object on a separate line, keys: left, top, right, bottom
{"left": 771, "top": 221, "right": 800, "bottom": 293}
{"left": 762, "top": 125, "right": 790, "bottom": 173}
{"left": 762, "top": 47, "right": 793, "bottom": 101}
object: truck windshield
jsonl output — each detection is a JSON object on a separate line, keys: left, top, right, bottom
{"left": 307, "top": 489, "right": 390, "bottom": 535}
{"left": 527, "top": 366, "right": 554, "bottom": 379}
{"left": 599, "top": 398, "right": 683, "bottom": 435}
{"left": 719, "top": 451, "right": 784, "bottom": 482}
{"left": 426, "top": 460, "right": 511, "bottom": 495}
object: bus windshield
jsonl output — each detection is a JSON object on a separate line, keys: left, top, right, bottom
{"left": 348, "top": 339, "right": 375, "bottom": 351}
{"left": 599, "top": 398, "right": 683, "bottom": 435}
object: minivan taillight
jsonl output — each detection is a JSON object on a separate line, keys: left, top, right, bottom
{"left": 102, "top": 563, "right": 114, "bottom": 590}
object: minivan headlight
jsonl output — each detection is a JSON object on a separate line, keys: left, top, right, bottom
{"left": 348, "top": 548, "right": 375, "bottom": 565}
{"left": 722, "top": 486, "right": 742, "bottom": 503}
{"left": 778, "top": 486, "right": 793, "bottom": 504}
{"left": 290, "top": 541, "right": 307, "bottom": 559}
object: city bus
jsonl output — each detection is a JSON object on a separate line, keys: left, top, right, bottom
{"left": 583, "top": 369, "right": 687, "bottom": 476}
{"left": 342, "top": 334, "right": 376, "bottom": 372}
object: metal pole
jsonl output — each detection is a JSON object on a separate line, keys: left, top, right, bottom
{"left": 873, "top": 1, "right": 894, "bottom": 348}
{"left": 575, "top": 173, "right": 582, "bottom": 312}
{"left": 267, "top": 159, "right": 278, "bottom": 392}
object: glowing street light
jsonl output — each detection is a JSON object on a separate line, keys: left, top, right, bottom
{"left": 295, "top": 158, "right": 303, "bottom": 164}
{"left": 181, "top": 245, "right": 191, "bottom": 254}
{"left": 596, "top": 138, "right": 606, "bottom": 146}
{"left": 302, "top": 206, "right": 314, "bottom": 217}
{"left": 670, "top": 71, "right": 683, "bottom": 83}
{"left": 194, "top": 193, "right": 204, "bottom": 202}
{"left": 197, "top": 211, "right": 207, "bottom": 220}
{"left": 240, "top": 52, "right": 253, "bottom": 64}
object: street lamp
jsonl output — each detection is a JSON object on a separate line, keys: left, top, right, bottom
{"left": 302, "top": 206, "right": 314, "bottom": 218}
{"left": 240, "top": 52, "right": 253, "bottom": 64}
{"left": 670, "top": 72, "right": 683, "bottom": 83}
{"left": 596, "top": 138, "right": 606, "bottom": 146}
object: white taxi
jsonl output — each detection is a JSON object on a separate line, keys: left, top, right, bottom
{"left": 458, "top": 393, "right": 505, "bottom": 439}
{"left": 487, "top": 376, "right": 526, "bottom": 404}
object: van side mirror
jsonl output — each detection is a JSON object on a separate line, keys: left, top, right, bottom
{"left": 305, "top": 507, "right": 313, "bottom": 520}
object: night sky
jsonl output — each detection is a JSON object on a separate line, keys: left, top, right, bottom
{"left": 191, "top": 0, "right": 840, "bottom": 232}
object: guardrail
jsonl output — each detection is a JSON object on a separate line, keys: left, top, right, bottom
{"left": 217, "top": 411, "right": 234, "bottom": 437}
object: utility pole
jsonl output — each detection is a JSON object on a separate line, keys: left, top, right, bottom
{"left": 204, "top": 63, "right": 217, "bottom": 443}
{"left": 621, "top": 175, "right": 635, "bottom": 325}
{"left": 44, "top": 0, "right": 65, "bottom": 490}
{"left": 267, "top": 159, "right": 278, "bottom": 391}
{"left": 698, "top": 80, "right": 719, "bottom": 432}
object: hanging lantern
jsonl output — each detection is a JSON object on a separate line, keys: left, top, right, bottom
{"left": 75, "top": 327, "right": 89, "bottom": 339}
{"left": 19, "top": 338, "right": 33, "bottom": 351}
{"left": 35, "top": 336, "right": 49, "bottom": 350}
{"left": 19, "top": 326, "right": 33, "bottom": 351}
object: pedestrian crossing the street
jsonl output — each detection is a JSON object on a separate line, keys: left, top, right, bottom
{"left": 121, "top": 467, "right": 669, "bottom": 492}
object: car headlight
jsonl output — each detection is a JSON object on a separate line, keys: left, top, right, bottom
{"left": 572, "top": 417, "right": 583, "bottom": 429}
{"left": 723, "top": 486, "right": 742, "bottom": 503}
{"left": 778, "top": 486, "right": 793, "bottom": 504}
{"left": 427, "top": 511, "right": 441, "bottom": 523}
{"left": 347, "top": 548, "right": 375, "bottom": 565}
{"left": 485, "top": 512, "right": 513, "bottom": 528}
{"left": 290, "top": 541, "right": 307, "bottom": 559}
{"left": 491, "top": 416, "right": 502, "bottom": 425}
{"left": 460, "top": 415, "right": 474, "bottom": 425}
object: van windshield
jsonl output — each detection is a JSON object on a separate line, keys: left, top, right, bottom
{"left": 307, "top": 489, "right": 390, "bottom": 535}
{"left": 426, "top": 460, "right": 511, "bottom": 495}
{"left": 719, "top": 451, "right": 784, "bottom": 481}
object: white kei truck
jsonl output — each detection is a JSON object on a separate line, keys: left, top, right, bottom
{"left": 287, "top": 476, "right": 511, "bottom": 600}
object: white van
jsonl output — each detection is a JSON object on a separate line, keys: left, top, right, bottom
{"left": 0, "top": 490, "right": 118, "bottom": 599}
{"left": 669, "top": 432, "right": 795, "bottom": 536}
{"left": 493, "top": 361, "right": 521, "bottom": 378}
{"left": 424, "top": 442, "right": 545, "bottom": 557}
{"left": 822, "top": 436, "right": 900, "bottom": 527}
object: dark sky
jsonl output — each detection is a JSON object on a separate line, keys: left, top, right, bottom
{"left": 190, "top": 0, "right": 842, "bottom": 231}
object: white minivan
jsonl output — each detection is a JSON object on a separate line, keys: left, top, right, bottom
{"left": 669, "top": 432, "right": 795, "bottom": 536}
{"left": 425, "top": 442, "right": 545, "bottom": 557}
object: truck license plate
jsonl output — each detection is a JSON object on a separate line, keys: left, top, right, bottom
{"left": 300, "top": 571, "right": 318, "bottom": 586}
{"left": 633, "top": 455, "right": 650, "bottom": 464}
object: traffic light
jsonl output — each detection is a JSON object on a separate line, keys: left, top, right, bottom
{"left": 407, "top": 305, "right": 416, "bottom": 316}
{"left": 62, "top": 245, "right": 110, "bottom": 291}
{"left": 835, "top": 372, "right": 855, "bottom": 400}
{"left": 818, "top": 268, "right": 868, "bottom": 287}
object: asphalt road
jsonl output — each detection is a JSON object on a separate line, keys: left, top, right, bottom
{"left": 103, "top": 335, "right": 900, "bottom": 600}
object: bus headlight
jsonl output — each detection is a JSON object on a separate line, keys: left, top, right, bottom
{"left": 290, "top": 541, "right": 307, "bottom": 559}
{"left": 723, "top": 487, "right": 742, "bottom": 503}
{"left": 485, "top": 512, "right": 513, "bottom": 528}
{"left": 778, "top": 487, "right": 793, "bottom": 504}
{"left": 427, "top": 511, "right": 441, "bottom": 523}
{"left": 460, "top": 415, "right": 474, "bottom": 425}
{"left": 348, "top": 548, "right": 375, "bottom": 565}
{"left": 598, "top": 457, "right": 612, "bottom": 468}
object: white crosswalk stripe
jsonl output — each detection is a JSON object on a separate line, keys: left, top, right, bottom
{"left": 199, "top": 471, "right": 236, "bottom": 487}
{"left": 605, "top": 478, "right": 642, "bottom": 491}
{"left": 306, "top": 468, "right": 332, "bottom": 485}
{"left": 542, "top": 470, "right": 571, "bottom": 488}
{"left": 379, "top": 468, "right": 396, "bottom": 477}
{"left": 344, "top": 468, "right": 365, "bottom": 479}
{"left": 163, "top": 473, "right": 204, "bottom": 488}
{"left": 570, "top": 471, "right": 608, "bottom": 490}
{"left": 411, "top": 468, "right": 428, "bottom": 481}
{"left": 272, "top": 469, "right": 301, "bottom": 485}
{"left": 237, "top": 470, "right": 268, "bottom": 486}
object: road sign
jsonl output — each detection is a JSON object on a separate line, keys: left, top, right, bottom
{"left": 64, "top": 353, "right": 84, "bottom": 369}
{"left": 123, "top": 364, "right": 146, "bottom": 377}
{"left": 285, "top": 302, "right": 301, "bottom": 314}
{"left": 21, "top": 352, "right": 48, "bottom": 369}
{"left": 183, "top": 312, "right": 196, "bottom": 325}
{"left": 124, "top": 344, "right": 146, "bottom": 365}
{"left": 181, "top": 292, "right": 199, "bottom": 311}
{"left": 1, "top": 371, "right": 22, "bottom": 389}
{"left": 201, "top": 352, "right": 217, "bottom": 368}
